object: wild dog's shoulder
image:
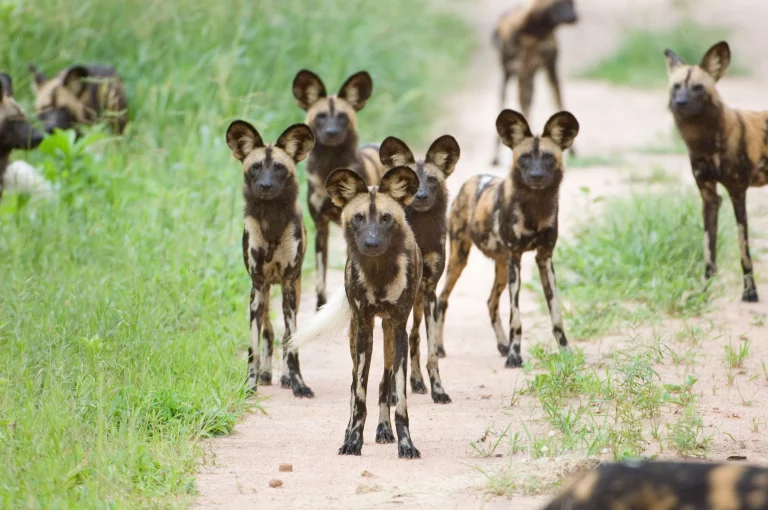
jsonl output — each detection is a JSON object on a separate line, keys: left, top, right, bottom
{"left": 494, "top": 2, "right": 529, "bottom": 44}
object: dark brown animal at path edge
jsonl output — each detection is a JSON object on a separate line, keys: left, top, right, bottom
{"left": 0, "top": 73, "right": 44, "bottom": 203}
{"left": 665, "top": 41, "right": 768, "bottom": 303}
{"left": 436, "top": 109, "right": 579, "bottom": 368}
{"left": 288, "top": 166, "right": 423, "bottom": 459}
{"left": 225, "top": 120, "right": 315, "bottom": 397}
{"left": 491, "top": 0, "right": 578, "bottom": 165}
{"left": 379, "top": 135, "right": 460, "bottom": 403}
{"left": 292, "top": 69, "right": 385, "bottom": 311}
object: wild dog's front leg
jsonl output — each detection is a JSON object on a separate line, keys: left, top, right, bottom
{"left": 314, "top": 218, "right": 330, "bottom": 310}
{"left": 408, "top": 293, "right": 427, "bottom": 394}
{"left": 393, "top": 320, "right": 420, "bottom": 459}
{"left": 339, "top": 316, "right": 373, "bottom": 456}
{"left": 536, "top": 249, "right": 569, "bottom": 353}
{"left": 693, "top": 167, "right": 721, "bottom": 280}
{"left": 488, "top": 260, "right": 510, "bottom": 356}
{"left": 281, "top": 276, "right": 314, "bottom": 398}
{"left": 436, "top": 234, "right": 472, "bottom": 358}
{"left": 729, "top": 188, "right": 759, "bottom": 302}
{"left": 424, "top": 288, "right": 450, "bottom": 404}
{"left": 504, "top": 254, "right": 524, "bottom": 368}
{"left": 246, "top": 285, "right": 265, "bottom": 392}
{"left": 517, "top": 73, "right": 534, "bottom": 120}
{"left": 259, "top": 285, "right": 274, "bottom": 385}
{"left": 376, "top": 318, "right": 396, "bottom": 444}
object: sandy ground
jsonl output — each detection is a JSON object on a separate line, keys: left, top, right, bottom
{"left": 195, "top": 1, "right": 768, "bottom": 508}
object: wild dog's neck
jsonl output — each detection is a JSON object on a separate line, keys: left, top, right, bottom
{"left": 405, "top": 192, "right": 448, "bottom": 250}
{"left": 308, "top": 131, "right": 361, "bottom": 178}
{"left": 523, "top": 12, "right": 557, "bottom": 38}
{"left": 673, "top": 99, "right": 727, "bottom": 155}
{"left": 508, "top": 174, "right": 560, "bottom": 220}
{"left": 349, "top": 229, "right": 411, "bottom": 284}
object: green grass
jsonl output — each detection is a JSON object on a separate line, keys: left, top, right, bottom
{"left": 582, "top": 20, "right": 746, "bottom": 88}
{"left": 0, "top": 0, "right": 472, "bottom": 507}
{"left": 553, "top": 190, "right": 736, "bottom": 339}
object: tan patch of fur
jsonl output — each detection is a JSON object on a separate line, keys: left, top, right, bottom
{"left": 244, "top": 217, "right": 301, "bottom": 284}
{"left": 305, "top": 96, "right": 357, "bottom": 129}
{"left": 571, "top": 470, "right": 600, "bottom": 502}
{"left": 0, "top": 95, "right": 25, "bottom": 126}
{"left": 708, "top": 465, "right": 746, "bottom": 510}
{"left": 241, "top": 146, "right": 297, "bottom": 175}
{"left": 360, "top": 146, "right": 385, "bottom": 182}
{"left": 512, "top": 136, "right": 563, "bottom": 167}
{"left": 33, "top": 68, "right": 125, "bottom": 126}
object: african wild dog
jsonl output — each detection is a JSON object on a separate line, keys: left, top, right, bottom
{"left": 436, "top": 110, "right": 579, "bottom": 368}
{"left": 0, "top": 73, "right": 44, "bottom": 203}
{"left": 292, "top": 69, "right": 385, "bottom": 311}
{"left": 28, "top": 63, "right": 128, "bottom": 135}
{"left": 379, "top": 135, "right": 460, "bottom": 403}
{"left": 225, "top": 120, "right": 315, "bottom": 398}
{"left": 288, "top": 166, "right": 422, "bottom": 458}
{"left": 541, "top": 460, "right": 768, "bottom": 510}
{"left": 665, "top": 41, "right": 768, "bottom": 303}
{"left": 491, "top": 0, "right": 578, "bottom": 165}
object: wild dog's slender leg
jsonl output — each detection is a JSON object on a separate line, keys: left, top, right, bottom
{"left": 339, "top": 315, "right": 374, "bottom": 456}
{"left": 259, "top": 285, "right": 274, "bottom": 385}
{"left": 729, "top": 188, "right": 759, "bottom": 302}
{"left": 492, "top": 67, "right": 513, "bottom": 166}
{"left": 393, "top": 319, "right": 420, "bottom": 459}
{"left": 246, "top": 285, "right": 265, "bottom": 392}
{"left": 408, "top": 292, "right": 427, "bottom": 394}
{"left": 376, "top": 318, "right": 396, "bottom": 443}
{"left": 693, "top": 164, "right": 721, "bottom": 280}
{"left": 505, "top": 254, "right": 524, "bottom": 368}
{"left": 517, "top": 72, "right": 534, "bottom": 120}
{"left": 314, "top": 217, "right": 330, "bottom": 310}
{"left": 436, "top": 232, "right": 472, "bottom": 358}
{"left": 344, "top": 318, "right": 358, "bottom": 443}
{"left": 536, "top": 249, "right": 569, "bottom": 352}
{"left": 281, "top": 276, "right": 314, "bottom": 398}
{"left": 542, "top": 46, "right": 575, "bottom": 157}
{"left": 424, "top": 286, "right": 450, "bottom": 404}
{"left": 488, "top": 260, "right": 510, "bottom": 357}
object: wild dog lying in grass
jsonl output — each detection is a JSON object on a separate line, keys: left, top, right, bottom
{"left": 0, "top": 73, "right": 44, "bottom": 203}
{"left": 288, "top": 166, "right": 422, "bottom": 458}
{"left": 491, "top": 0, "right": 578, "bottom": 165}
{"left": 665, "top": 41, "right": 768, "bottom": 303}
{"left": 292, "top": 69, "right": 385, "bottom": 310}
{"left": 29, "top": 63, "right": 128, "bottom": 135}
{"left": 542, "top": 459, "right": 768, "bottom": 510}
{"left": 436, "top": 110, "right": 579, "bottom": 368}
{"left": 379, "top": 135, "right": 460, "bottom": 403}
{"left": 225, "top": 120, "right": 315, "bottom": 398}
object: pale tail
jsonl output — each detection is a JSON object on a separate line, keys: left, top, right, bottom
{"left": 3, "top": 160, "right": 55, "bottom": 199}
{"left": 286, "top": 288, "right": 351, "bottom": 352}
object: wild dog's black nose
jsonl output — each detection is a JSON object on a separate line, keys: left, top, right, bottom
{"left": 260, "top": 182, "right": 273, "bottom": 191}
{"left": 415, "top": 190, "right": 428, "bottom": 201}
{"left": 364, "top": 239, "right": 380, "bottom": 250}
{"left": 674, "top": 98, "right": 689, "bottom": 107}
{"left": 326, "top": 126, "right": 340, "bottom": 136}
{"left": 30, "top": 131, "right": 44, "bottom": 148}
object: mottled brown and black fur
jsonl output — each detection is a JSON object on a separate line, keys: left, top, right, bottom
{"left": 437, "top": 110, "right": 578, "bottom": 368}
{"left": 491, "top": 0, "right": 577, "bottom": 165}
{"left": 325, "top": 166, "right": 422, "bottom": 458}
{"left": 29, "top": 63, "right": 128, "bottom": 135}
{"left": 0, "top": 73, "right": 44, "bottom": 203}
{"left": 542, "top": 460, "right": 768, "bottom": 510}
{"left": 665, "top": 41, "right": 768, "bottom": 303}
{"left": 226, "top": 120, "right": 315, "bottom": 398}
{"left": 379, "top": 135, "right": 459, "bottom": 404}
{"left": 292, "top": 69, "right": 385, "bottom": 311}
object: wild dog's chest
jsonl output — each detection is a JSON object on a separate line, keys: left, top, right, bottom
{"left": 472, "top": 200, "right": 556, "bottom": 256}
{"left": 244, "top": 216, "right": 303, "bottom": 283}
{"left": 347, "top": 252, "right": 419, "bottom": 314}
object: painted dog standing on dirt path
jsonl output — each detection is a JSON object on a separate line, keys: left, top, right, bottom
{"left": 0, "top": 73, "right": 44, "bottom": 203}
{"left": 436, "top": 110, "right": 579, "bottom": 368}
{"left": 541, "top": 459, "right": 768, "bottom": 510}
{"left": 665, "top": 41, "right": 768, "bottom": 303}
{"left": 288, "top": 166, "right": 422, "bottom": 459}
{"left": 491, "top": 0, "right": 578, "bottom": 165}
{"left": 29, "top": 63, "right": 128, "bottom": 135}
{"left": 226, "top": 120, "right": 315, "bottom": 397}
{"left": 379, "top": 135, "right": 459, "bottom": 403}
{"left": 292, "top": 70, "right": 385, "bottom": 311}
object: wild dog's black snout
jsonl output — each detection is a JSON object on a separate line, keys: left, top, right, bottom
{"left": 414, "top": 189, "right": 429, "bottom": 202}
{"left": 259, "top": 182, "right": 274, "bottom": 191}
{"left": 30, "top": 130, "right": 44, "bottom": 148}
{"left": 364, "top": 237, "right": 380, "bottom": 250}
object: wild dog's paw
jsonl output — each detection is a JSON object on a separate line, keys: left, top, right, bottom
{"left": 410, "top": 377, "right": 427, "bottom": 394}
{"left": 497, "top": 343, "right": 510, "bottom": 357}
{"left": 504, "top": 352, "right": 523, "bottom": 368}
{"left": 397, "top": 443, "right": 421, "bottom": 459}
{"left": 280, "top": 375, "right": 291, "bottom": 388}
{"left": 292, "top": 383, "right": 315, "bottom": 399}
{"left": 431, "top": 391, "right": 452, "bottom": 405}
{"left": 259, "top": 372, "right": 273, "bottom": 385}
{"left": 375, "top": 423, "right": 396, "bottom": 444}
{"left": 437, "top": 345, "right": 447, "bottom": 358}
{"left": 338, "top": 441, "right": 363, "bottom": 456}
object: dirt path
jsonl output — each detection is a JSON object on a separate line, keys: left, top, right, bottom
{"left": 195, "top": 1, "right": 768, "bottom": 508}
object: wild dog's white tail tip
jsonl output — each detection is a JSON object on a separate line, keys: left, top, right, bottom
{"left": 3, "top": 161, "right": 55, "bottom": 199}
{"left": 287, "top": 288, "right": 351, "bottom": 352}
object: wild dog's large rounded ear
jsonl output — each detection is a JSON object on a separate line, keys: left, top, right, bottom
{"left": 426, "top": 135, "right": 460, "bottom": 176}
{"left": 28, "top": 64, "right": 47, "bottom": 88}
{"left": 0, "top": 73, "right": 12, "bottom": 99}
{"left": 276, "top": 123, "right": 315, "bottom": 163}
{"left": 379, "top": 165, "right": 420, "bottom": 207}
{"left": 379, "top": 136, "right": 415, "bottom": 169}
{"left": 326, "top": 168, "right": 368, "bottom": 208}
{"left": 63, "top": 66, "right": 90, "bottom": 97}
{"left": 543, "top": 111, "right": 579, "bottom": 150}
{"left": 664, "top": 49, "right": 686, "bottom": 74}
{"left": 699, "top": 41, "right": 731, "bottom": 82}
{"left": 338, "top": 71, "right": 373, "bottom": 111}
{"left": 226, "top": 120, "right": 264, "bottom": 161}
{"left": 292, "top": 70, "right": 327, "bottom": 111}
{"left": 496, "top": 109, "right": 532, "bottom": 150}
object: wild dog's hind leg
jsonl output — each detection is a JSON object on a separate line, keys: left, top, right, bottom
{"left": 517, "top": 72, "right": 534, "bottom": 120}
{"left": 408, "top": 293, "right": 427, "bottom": 394}
{"left": 542, "top": 44, "right": 575, "bottom": 157}
{"left": 488, "top": 260, "right": 510, "bottom": 356}
{"left": 340, "top": 315, "right": 373, "bottom": 456}
{"left": 314, "top": 217, "right": 330, "bottom": 310}
{"left": 693, "top": 163, "right": 721, "bottom": 281}
{"left": 729, "top": 187, "right": 759, "bottom": 302}
{"left": 393, "top": 319, "right": 420, "bottom": 459}
{"left": 282, "top": 276, "right": 314, "bottom": 398}
{"left": 536, "top": 249, "right": 569, "bottom": 353}
{"left": 259, "top": 285, "right": 274, "bottom": 385}
{"left": 436, "top": 228, "right": 472, "bottom": 358}
{"left": 424, "top": 286, "right": 450, "bottom": 404}
{"left": 505, "top": 254, "right": 524, "bottom": 368}
{"left": 246, "top": 285, "right": 265, "bottom": 392}
{"left": 376, "top": 318, "right": 396, "bottom": 443}
{"left": 492, "top": 67, "right": 513, "bottom": 166}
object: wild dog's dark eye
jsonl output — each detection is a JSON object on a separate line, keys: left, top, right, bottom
{"left": 518, "top": 154, "right": 531, "bottom": 165}
{"left": 692, "top": 83, "right": 704, "bottom": 92}
{"left": 380, "top": 213, "right": 392, "bottom": 224}
{"left": 353, "top": 212, "right": 364, "bottom": 223}
{"left": 273, "top": 163, "right": 286, "bottom": 173}
{"left": 337, "top": 113, "right": 349, "bottom": 125}
{"left": 249, "top": 162, "right": 262, "bottom": 173}
{"left": 427, "top": 175, "right": 437, "bottom": 183}
{"left": 673, "top": 83, "right": 681, "bottom": 90}
{"left": 541, "top": 153, "right": 555, "bottom": 163}
{"left": 316, "top": 112, "right": 327, "bottom": 120}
